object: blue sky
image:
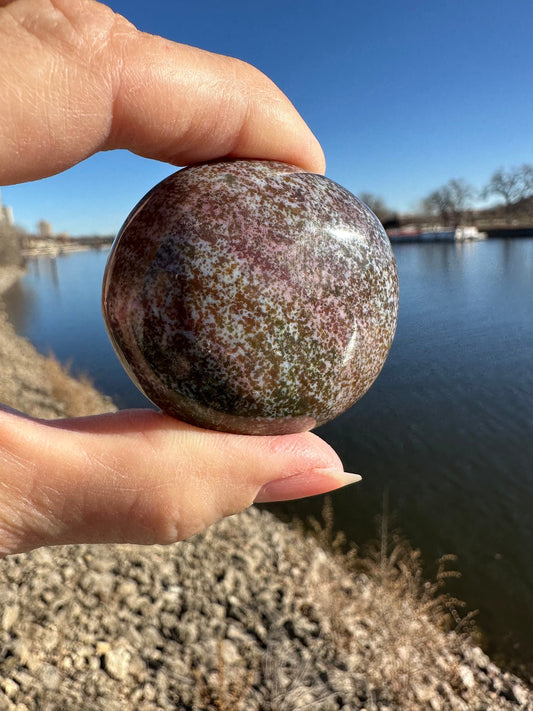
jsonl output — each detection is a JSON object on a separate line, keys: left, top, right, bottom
{"left": 3, "top": 0, "right": 533, "bottom": 235}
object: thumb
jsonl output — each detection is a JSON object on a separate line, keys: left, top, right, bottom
{"left": 0, "top": 409, "right": 359, "bottom": 554}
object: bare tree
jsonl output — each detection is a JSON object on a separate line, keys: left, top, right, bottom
{"left": 518, "top": 163, "right": 533, "bottom": 196}
{"left": 422, "top": 188, "right": 450, "bottom": 224}
{"left": 447, "top": 179, "right": 475, "bottom": 224}
{"left": 483, "top": 164, "right": 533, "bottom": 217}
{"left": 422, "top": 179, "right": 475, "bottom": 226}
{"left": 359, "top": 193, "right": 393, "bottom": 223}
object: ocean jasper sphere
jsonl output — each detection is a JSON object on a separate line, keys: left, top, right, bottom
{"left": 102, "top": 159, "right": 399, "bottom": 435}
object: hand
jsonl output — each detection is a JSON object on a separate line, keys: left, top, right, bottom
{"left": 0, "top": 0, "right": 358, "bottom": 556}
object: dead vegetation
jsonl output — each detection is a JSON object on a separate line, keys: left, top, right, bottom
{"left": 185, "top": 499, "right": 524, "bottom": 710}
{"left": 285, "top": 497, "right": 480, "bottom": 709}
{"left": 41, "top": 352, "right": 115, "bottom": 417}
{"left": 0, "top": 303, "right": 115, "bottom": 420}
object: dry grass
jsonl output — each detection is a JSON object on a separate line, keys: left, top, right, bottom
{"left": 289, "top": 496, "right": 480, "bottom": 708}
{"left": 193, "top": 498, "right": 483, "bottom": 710}
{"left": 42, "top": 353, "right": 115, "bottom": 417}
{"left": 193, "top": 641, "right": 255, "bottom": 711}
{"left": 307, "top": 494, "right": 475, "bottom": 634}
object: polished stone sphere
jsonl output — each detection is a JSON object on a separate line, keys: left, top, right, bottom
{"left": 102, "top": 160, "right": 399, "bottom": 435}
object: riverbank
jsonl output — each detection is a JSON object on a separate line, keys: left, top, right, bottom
{"left": 20, "top": 235, "right": 114, "bottom": 259}
{"left": 0, "top": 264, "right": 115, "bottom": 419}
{"left": 0, "top": 266, "right": 532, "bottom": 710}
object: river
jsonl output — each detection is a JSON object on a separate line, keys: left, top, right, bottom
{"left": 3, "top": 238, "right": 533, "bottom": 673}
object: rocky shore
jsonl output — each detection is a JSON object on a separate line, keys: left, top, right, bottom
{"left": 0, "top": 265, "right": 531, "bottom": 710}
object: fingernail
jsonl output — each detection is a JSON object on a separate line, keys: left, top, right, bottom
{"left": 253, "top": 468, "right": 362, "bottom": 504}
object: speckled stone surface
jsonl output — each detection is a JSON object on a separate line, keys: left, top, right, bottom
{"left": 102, "top": 160, "right": 399, "bottom": 435}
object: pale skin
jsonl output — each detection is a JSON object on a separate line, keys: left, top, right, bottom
{"left": 0, "top": 0, "right": 359, "bottom": 556}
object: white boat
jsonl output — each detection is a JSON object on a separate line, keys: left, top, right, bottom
{"left": 454, "top": 226, "right": 487, "bottom": 241}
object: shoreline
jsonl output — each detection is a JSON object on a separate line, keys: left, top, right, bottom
{"left": 0, "top": 264, "right": 531, "bottom": 709}
{"left": 0, "top": 265, "right": 25, "bottom": 296}
{"left": 20, "top": 236, "right": 114, "bottom": 260}
{"left": 388, "top": 227, "right": 533, "bottom": 245}
{"left": 0, "top": 265, "right": 115, "bottom": 420}
{"left": 21, "top": 244, "right": 92, "bottom": 258}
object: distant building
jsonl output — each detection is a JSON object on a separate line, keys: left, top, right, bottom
{"left": 38, "top": 219, "right": 53, "bottom": 238}
{"left": 0, "top": 190, "right": 14, "bottom": 226}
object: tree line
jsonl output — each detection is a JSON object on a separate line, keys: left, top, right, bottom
{"left": 362, "top": 163, "right": 533, "bottom": 227}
